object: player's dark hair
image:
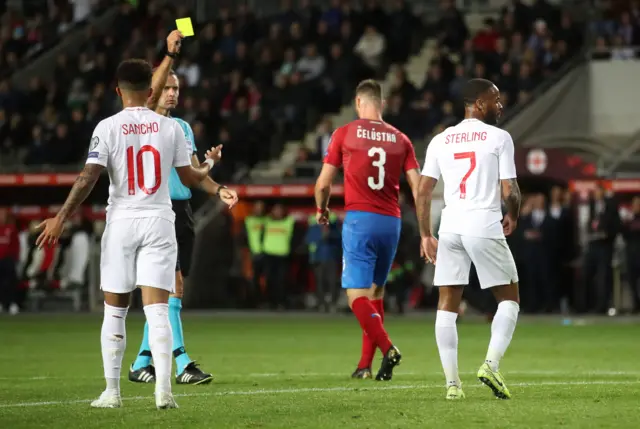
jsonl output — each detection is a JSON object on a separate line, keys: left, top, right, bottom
{"left": 462, "top": 78, "right": 495, "bottom": 106}
{"left": 116, "top": 59, "right": 153, "bottom": 91}
{"left": 355, "top": 79, "right": 383, "bottom": 103}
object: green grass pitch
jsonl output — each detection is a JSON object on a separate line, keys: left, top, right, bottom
{"left": 1, "top": 313, "right": 639, "bottom": 428}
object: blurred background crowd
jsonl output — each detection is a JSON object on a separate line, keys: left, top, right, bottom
{"left": 1, "top": 0, "right": 639, "bottom": 318}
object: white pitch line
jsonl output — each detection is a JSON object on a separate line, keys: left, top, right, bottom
{"left": 1, "top": 380, "right": 640, "bottom": 409}
{"left": 2, "top": 370, "right": 640, "bottom": 381}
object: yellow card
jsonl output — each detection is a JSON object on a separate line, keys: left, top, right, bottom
{"left": 176, "top": 17, "right": 194, "bottom": 37}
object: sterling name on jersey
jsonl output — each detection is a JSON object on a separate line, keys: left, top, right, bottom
{"left": 421, "top": 118, "right": 517, "bottom": 238}
{"left": 86, "top": 107, "right": 192, "bottom": 223}
{"left": 324, "top": 119, "right": 419, "bottom": 218}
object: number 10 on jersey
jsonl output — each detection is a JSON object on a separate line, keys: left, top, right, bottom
{"left": 127, "top": 145, "right": 161, "bottom": 195}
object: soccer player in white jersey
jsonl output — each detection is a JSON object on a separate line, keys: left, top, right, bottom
{"left": 36, "top": 59, "right": 220, "bottom": 410}
{"left": 416, "top": 78, "right": 522, "bottom": 400}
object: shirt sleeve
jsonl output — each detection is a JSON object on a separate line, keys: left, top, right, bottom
{"left": 499, "top": 131, "right": 517, "bottom": 179}
{"left": 323, "top": 127, "right": 345, "bottom": 167}
{"left": 173, "top": 122, "right": 192, "bottom": 168}
{"left": 86, "top": 120, "right": 110, "bottom": 167}
{"left": 421, "top": 137, "right": 441, "bottom": 179}
{"left": 403, "top": 135, "right": 420, "bottom": 171}
{"left": 182, "top": 121, "right": 197, "bottom": 154}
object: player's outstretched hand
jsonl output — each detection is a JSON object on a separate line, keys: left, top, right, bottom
{"left": 219, "top": 187, "right": 238, "bottom": 209}
{"left": 205, "top": 145, "right": 223, "bottom": 163}
{"left": 167, "top": 30, "right": 183, "bottom": 54}
{"left": 316, "top": 208, "right": 330, "bottom": 225}
{"left": 35, "top": 217, "right": 65, "bottom": 249}
{"left": 420, "top": 236, "right": 438, "bottom": 264}
{"left": 502, "top": 214, "right": 517, "bottom": 236}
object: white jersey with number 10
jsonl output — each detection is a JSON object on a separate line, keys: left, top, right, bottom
{"left": 85, "top": 107, "right": 192, "bottom": 223}
{"left": 421, "top": 118, "right": 517, "bottom": 239}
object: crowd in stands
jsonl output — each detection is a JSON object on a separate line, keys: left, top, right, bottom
{"left": 0, "top": 0, "right": 422, "bottom": 182}
{"left": 0, "top": 0, "right": 111, "bottom": 79}
{"left": 591, "top": 0, "right": 640, "bottom": 60}
{"left": 378, "top": 0, "right": 584, "bottom": 142}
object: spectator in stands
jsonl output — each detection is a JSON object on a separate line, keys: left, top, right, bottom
{"left": 354, "top": 25, "right": 386, "bottom": 75}
{"left": 622, "top": 196, "right": 640, "bottom": 313}
{"left": 437, "top": 1, "right": 466, "bottom": 49}
{"left": 611, "top": 35, "right": 635, "bottom": 60}
{"left": 297, "top": 43, "right": 326, "bottom": 82}
{"left": 583, "top": 184, "right": 621, "bottom": 314}
{"left": 0, "top": 208, "right": 19, "bottom": 315}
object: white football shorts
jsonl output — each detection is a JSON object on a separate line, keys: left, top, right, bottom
{"left": 433, "top": 232, "right": 519, "bottom": 289}
{"left": 100, "top": 217, "right": 177, "bottom": 294}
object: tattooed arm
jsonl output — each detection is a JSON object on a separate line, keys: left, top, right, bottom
{"left": 416, "top": 175, "right": 438, "bottom": 238}
{"left": 500, "top": 178, "right": 521, "bottom": 236}
{"left": 36, "top": 164, "right": 104, "bottom": 248}
{"left": 501, "top": 178, "right": 522, "bottom": 220}
{"left": 58, "top": 164, "right": 104, "bottom": 221}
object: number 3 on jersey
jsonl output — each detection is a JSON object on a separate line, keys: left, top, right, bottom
{"left": 127, "top": 145, "right": 161, "bottom": 195}
{"left": 454, "top": 151, "right": 476, "bottom": 199}
{"left": 368, "top": 147, "right": 386, "bottom": 190}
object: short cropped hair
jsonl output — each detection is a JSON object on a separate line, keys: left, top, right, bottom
{"left": 355, "top": 79, "right": 383, "bottom": 103}
{"left": 461, "top": 78, "right": 495, "bottom": 106}
{"left": 116, "top": 59, "right": 153, "bottom": 91}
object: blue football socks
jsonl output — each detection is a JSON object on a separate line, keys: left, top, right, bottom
{"left": 132, "top": 297, "right": 193, "bottom": 375}
{"left": 169, "top": 296, "right": 192, "bottom": 375}
{"left": 131, "top": 322, "right": 152, "bottom": 371}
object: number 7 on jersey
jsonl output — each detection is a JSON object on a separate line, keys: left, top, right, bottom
{"left": 454, "top": 151, "right": 476, "bottom": 199}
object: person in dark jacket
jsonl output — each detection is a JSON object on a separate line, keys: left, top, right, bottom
{"left": 622, "top": 196, "right": 640, "bottom": 312}
{"left": 305, "top": 212, "right": 341, "bottom": 312}
{"left": 0, "top": 208, "right": 20, "bottom": 314}
{"left": 582, "top": 184, "right": 621, "bottom": 314}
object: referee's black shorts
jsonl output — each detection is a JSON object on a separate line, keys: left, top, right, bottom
{"left": 172, "top": 199, "right": 195, "bottom": 277}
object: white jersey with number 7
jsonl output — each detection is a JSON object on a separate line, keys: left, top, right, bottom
{"left": 85, "top": 107, "right": 192, "bottom": 223}
{"left": 421, "top": 118, "right": 517, "bottom": 239}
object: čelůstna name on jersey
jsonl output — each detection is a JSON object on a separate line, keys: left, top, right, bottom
{"left": 356, "top": 126, "right": 397, "bottom": 143}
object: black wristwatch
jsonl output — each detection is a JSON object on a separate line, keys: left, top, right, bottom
{"left": 166, "top": 51, "right": 178, "bottom": 59}
{"left": 216, "top": 185, "right": 227, "bottom": 196}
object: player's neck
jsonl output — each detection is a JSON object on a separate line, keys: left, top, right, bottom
{"left": 464, "top": 108, "right": 484, "bottom": 123}
{"left": 359, "top": 112, "right": 383, "bottom": 122}
{"left": 121, "top": 98, "right": 149, "bottom": 109}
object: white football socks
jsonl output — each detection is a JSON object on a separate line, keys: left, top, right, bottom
{"left": 435, "top": 310, "right": 460, "bottom": 387}
{"left": 485, "top": 300, "right": 520, "bottom": 371}
{"left": 144, "top": 303, "right": 173, "bottom": 395}
{"left": 101, "top": 303, "right": 128, "bottom": 394}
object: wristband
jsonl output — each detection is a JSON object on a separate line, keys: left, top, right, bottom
{"left": 203, "top": 158, "right": 214, "bottom": 169}
{"left": 166, "top": 51, "right": 178, "bottom": 59}
{"left": 317, "top": 207, "right": 326, "bottom": 214}
{"left": 216, "top": 185, "right": 227, "bottom": 196}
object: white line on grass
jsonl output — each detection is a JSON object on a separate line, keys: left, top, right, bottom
{"left": 1, "top": 380, "right": 640, "bottom": 409}
{"left": 2, "top": 370, "right": 640, "bottom": 381}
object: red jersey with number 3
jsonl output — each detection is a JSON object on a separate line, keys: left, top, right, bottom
{"left": 323, "top": 119, "right": 419, "bottom": 218}
{"left": 85, "top": 107, "right": 192, "bottom": 223}
{"left": 421, "top": 118, "right": 517, "bottom": 238}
